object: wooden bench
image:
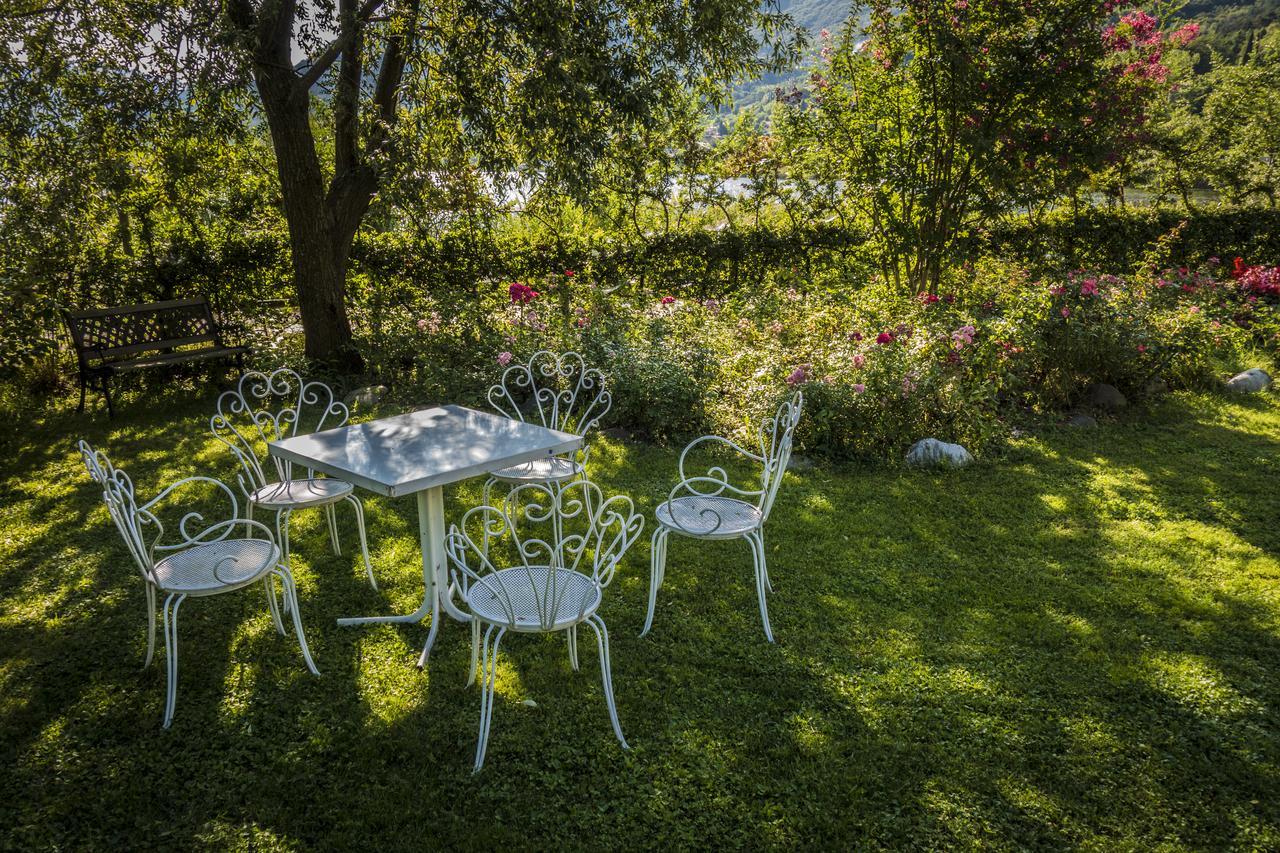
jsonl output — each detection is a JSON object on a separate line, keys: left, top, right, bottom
{"left": 65, "top": 297, "right": 250, "bottom": 418}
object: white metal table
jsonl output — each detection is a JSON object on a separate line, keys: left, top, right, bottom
{"left": 268, "top": 404, "right": 581, "bottom": 667}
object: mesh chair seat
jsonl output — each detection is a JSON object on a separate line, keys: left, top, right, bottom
{"left": 464, "top": 566, "right": 602, "bottom": 631}
{"left": 152, "top": 539, "right": 280, "bottom": 595}
{"left": 488, "top": 456, "right": 583, "bottom": 484}
{"left": 250, "top": 478, "right": 353, "bottom": 509}
{"left": 655, "top": 495, "right": 763, "bottom": 539}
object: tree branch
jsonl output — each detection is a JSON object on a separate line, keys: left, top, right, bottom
{"left": 295, "top": 0, "right": 388, "bottom": 91}
{"left": 333, "top": 0, "right": 363, "bottom": 178}
{"left": 369, "top": 0, "right": 420, "bottom": 140}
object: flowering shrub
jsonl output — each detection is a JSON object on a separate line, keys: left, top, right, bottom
{"left": 354, "top": 258, "right": 1275, "bottom": 461}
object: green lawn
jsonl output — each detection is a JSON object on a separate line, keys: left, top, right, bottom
{"left": 2, "top": 386, "right": 1278, "bottom": 849}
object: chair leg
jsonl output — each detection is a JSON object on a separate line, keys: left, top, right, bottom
{"left": 276, "top": 566, "right": 320, "bottom": 676}
{"left": 276, "top": 509, "right": 293, "bottom": 614}
{"left": 480, "top": 476, "right": 496, "bottom": 556}
{"left": 161, "top": 592, "right": 186, "bottom": 729}
{"left": 346, "top": 494, "right": 376, "bottom": 591}
{"left": 264, "top": 576, "right": 286, "bottom": 635}
{"left": 76, "top": 374, "right": 87, "bottom": 413}
{"left": 143, "top": 583, "right": 157, "bottom": 669}
{"left": 586, "top": 615, "right": 629, "bottom": 749}
{"left": 474, "top": 624, "right": 506, "bottom": 772}
{"left": 761, "top": 533, "right": 773, "bottom": 592}
{"left": 324, "top": 504, "right": 341, "bottom": 555}
{"left": 640, "top": 527, "right": 668, "bottom": 637}
{"left": 567, "top": 625, "right": 580, "bottom": 671}
{"left": 466, "top": 618, "right": 481, "bottom": 687}
{"left": 747, "top": 531, "right": 775, "bottom": 643}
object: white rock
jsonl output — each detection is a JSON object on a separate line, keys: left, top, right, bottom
{"left": 344, "top": 385, "right": 388, "bottom": 409}
{"left": 1226, "top": 368, "right": 1272, "bottom": 393}
{"left": 905, "top": 438, "right": 973, "bottom": 468}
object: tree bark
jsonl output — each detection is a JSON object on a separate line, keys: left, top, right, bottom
{"left": 255, "top": 69, "right": 364, "bottom": 371}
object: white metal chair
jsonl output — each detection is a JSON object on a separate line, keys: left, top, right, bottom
{"left": 444, "top": 478, "right": 644, "bottom": 771}
{"left": 641, "top": 391, "right": 803, "bottom": 643}
{"left": 79, "top": 440, "right": 319, "bottom": 729}
{"left": 483, "top": 351, "right": 611, "bottom": 496}
{"left": 211, "top": 368, "right": 376, "bottom": 591}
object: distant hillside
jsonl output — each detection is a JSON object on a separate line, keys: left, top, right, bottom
{"left": 729, "top": 0, "right": 858, "bottom": 115}
{"left": 727, "top": 0, "right": 1280, "bottom": 119}
{"left": 1183, "top": 0, "right": 1280, "bottom": 65}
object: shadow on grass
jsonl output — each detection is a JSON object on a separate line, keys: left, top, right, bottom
{"left": 1, "top": 389, "right": 1278, "bottom": 848}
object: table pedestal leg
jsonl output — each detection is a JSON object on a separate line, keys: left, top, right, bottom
{"left": 416, "top": 487, "right": 446, "bottom": 668}
{"left": 335, "top": 487, "right": 444, "bottom": 631}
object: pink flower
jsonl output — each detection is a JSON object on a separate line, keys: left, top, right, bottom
{"left": 1061, "top": 306, "right": 1071, "bottom": 318}
{"left": 876, "top": 331, "right": 895, "bottom": 345}
{"left": 497, "top": 351, "right": 514, "bottom": 366}
{"left": 951, "top": 324, "right": 976, "bottom": 349}
{"left": 917, "top": 292, "right": 939, "bottom": 305}
{"left": 1136, "top": 345, "right": 1147, "bottom": 353}
{"left": 564, "top": 269, "right": 575, "bottom": 277}
{"left": 1080, "top": 279, "right": 1098, "bottom": 297}
{"left": 508, "top": 282, "right": 539, "bottom": 304}
{"left": 1049, "top": 285, "right": 1067, "bottom": 297}
{"left": 768, "top": 321, "right": 784, "bottom": 335}
{"left": 576, "top": 316, "right": 589, "bottom": 328}
{"left": 786, "top": 365, "right": 810, "bottom": 386}
{"left": 852, "top": 383, "right": 866, "bottom": 394}
{"left": 849, "top": 331, "right": 863, "bottom": 342}
{"left": 702, "top": 299, "right": 721, "bottom": 314}
{"left": 853, "top": 354, "right": 866, "bottom": 368}
{"left": 1189, "top": 305, "right": 1200, "bottom": 314}
{"left": 660, "top": 295, "right": 676, "bottom": 305}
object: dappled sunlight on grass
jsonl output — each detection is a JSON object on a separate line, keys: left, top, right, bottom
{"left": 1, "top": 388, "right": 1278, "bottom": 846}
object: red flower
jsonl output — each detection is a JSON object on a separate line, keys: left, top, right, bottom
{"left": 876, "top": 331, "right": 895, "bottom": 345}
{"left": 508, "top": 282, "right": 539, "bottom": 304}
{"left": 660, "top": 295, "right": 676, "bottom": 305}
{"left": 1231, "top": 257, "right": 1247, "bottom": 280}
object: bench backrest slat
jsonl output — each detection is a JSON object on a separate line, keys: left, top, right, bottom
{"left": 66, "top": 298, "right": 221, "bottom": 361}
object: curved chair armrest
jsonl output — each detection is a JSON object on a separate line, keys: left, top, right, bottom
{"left": 140, "top": 476, "right": 242, "bottom": 548}
{"left": 677, "top": 435, "right": 764, "bottom": 484}
{"left": 660, "top": 476, "right": 765, "bottom": 536}
{"left": 153, "top": 516, "right": 276, "bottom": 553}
{"left": 667, "top": 474, "right": 765, "bottom": 503}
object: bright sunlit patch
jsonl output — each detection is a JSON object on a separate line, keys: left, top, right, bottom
{"left": 1142, "top": 651, "right": 1263, "bottom": 720}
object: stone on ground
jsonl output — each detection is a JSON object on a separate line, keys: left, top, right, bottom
{"left": 905, "top": 438, "right": 973, "bottom": 468}
{"left": 1086, "top": 383, "right": 1127, "bottom": 411}
{"left": 1066, "top": 413, "right": 1098, "bottom": 428}
{"left": 1225, "top": 368, "right": 1272, "bottom": 393}
{"left": 344, "top": 385, "right": 388, "bottom": 409}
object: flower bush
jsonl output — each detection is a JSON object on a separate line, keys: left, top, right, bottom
{"left": 347, "top": 256, "right": 1276, "bottom": 462}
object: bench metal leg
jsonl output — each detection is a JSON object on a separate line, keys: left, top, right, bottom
{"left": 77, "top": 374, "right": 87, "bottom": 413}
{"left": 101, "top": 375, "right": 116, "bottom": 419}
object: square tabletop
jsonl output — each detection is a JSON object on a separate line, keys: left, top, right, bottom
{"left": 267, "top": 404, "right": 581, "bottom": 497}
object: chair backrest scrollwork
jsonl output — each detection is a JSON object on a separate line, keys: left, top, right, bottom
{"left": 444, "top": 479, "right": 643, "bottom": 631}
{"left": 487, "top": 351, "right": 611, "bottom": 439}
{"left": 211, "top": 368, "right": 348, "bottom": 495}
{"left": 757, "top": 390, "right": 804, "bottom": 521}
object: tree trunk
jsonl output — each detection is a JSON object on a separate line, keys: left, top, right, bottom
{"left": 255, "top": 72, "right": 364, "bottom": 372}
